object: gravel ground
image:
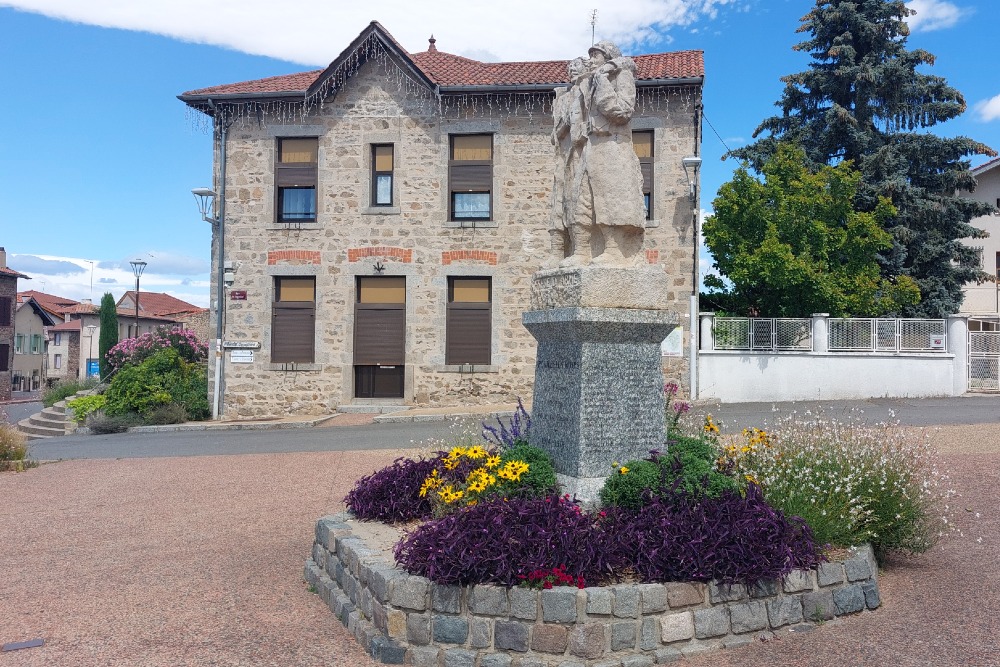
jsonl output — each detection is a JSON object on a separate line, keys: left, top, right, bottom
{"left": 1, "top": 425, "right": 997, "bottom": 666}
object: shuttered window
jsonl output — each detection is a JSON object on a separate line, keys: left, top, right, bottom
{"left": 354, "top": 277, "right": 405, "bottom": 365}
{"left": 633, "top": 131, "right": 653, "bottom": 220}
{"left": 449, "top": 135, "right": 493, "bottom": 221}
{"left": 0, "top": 296, "right": 11, "bottom": 326}
{"left": 271, "top": 277, "right": 315, "bottom": 363}
{"left": 371, "top": 144, "right": 394, "bottom": 206}
{"left": 446, "top": 277, "right": 491, "bottom": 365}
{"left": 276, "top": 138, "right": 318, "bottom": 223}
{"left": 0, "top": 344, "right": 8, "bottom": 372}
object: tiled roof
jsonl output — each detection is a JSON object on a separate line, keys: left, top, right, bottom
{"left": 63, "top": 303, "right": 99, "bottom": 315}
{"left": 972, "top": 156, "right": 1000, "bottom": 176}
{"left": 49, "top": 320, "right": 82, "bottom": 332}
{"left": 17, "top": 290, "right": 79, "bottom": 318}
{"left": 0, "top": 266, "right": 29, "bottom": 279}
{"left": 180, "top": 23, "right": 703, "bottom": 101}
{"left": 117, "top": 291, "right": 206, "bottom": 316}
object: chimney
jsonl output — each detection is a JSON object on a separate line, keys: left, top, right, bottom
{"left": 0, "top": 247, "right": 6, "bottom": 269}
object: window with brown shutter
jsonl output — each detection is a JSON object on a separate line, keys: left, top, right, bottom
{"left": 355, "top": 277, "right": 405, "bottom": 398}
{"left": 276, "top": 138, "right": 318, "bottom": 223}
{"left": 0, "top": 296, "right": 11, "bottom": 326}
{"left": 633, "top": 131, "right": 653, "bottom": 220}
{"left": 446, "top": 277, "right": 491, "bottom": 365}
{"left": 449, "top": 134, "right": 493, "bottom": 221}
{"left": 271, "top": 277, "right": 315, "bottom": 363}
{"left": 0, "top": 344, "right": 8, "bottom": 372}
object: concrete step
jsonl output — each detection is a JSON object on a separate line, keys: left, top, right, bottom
{"left": 40, "top": 406, "right": 69, "bottom": 422}
{"left": 337, "top": 404, "right": 410, "bottom": 414}
{"left": 51, "top": 400, "right": 68, "bottom": 415}
{"left": 28, "top": 413, "right": 73, "bottom": 432}
{"left": 17, "top": 419, "right": 68, "bottom": 438}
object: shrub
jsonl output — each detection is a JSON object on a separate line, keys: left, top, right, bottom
{"left": 609, "top": 485, "right": 822, "bottom": 585}
{"left": 0, "top": 423, "right": 28, "bottom": 463}
{"left": 722, "top": 414, "right": 956, "bottom": 561}
{"left": 345, "top": 457, "right": 437, "bottom": 523}
{"left": 488, "top": 444, "right": 558, "bottom": 500}
{"left": 104, "top": 348, "right": 209, "bottom": 421}
{"left": 395, "top": 495, "right": 619, "bottom": 586}
{"left": 66, "top": 394, "right": 107, "bottom": 424}
{"left": 106, "top": 326, "right": 208, "bottom": 373}
{"left": 145, "top": 403, "right": 189, "bottom": 425}
{"left": 87, "top": 412, "right": 143, "bottom": 435}
{"left": 42, "top": 379, "right": 96, "bottom": 408}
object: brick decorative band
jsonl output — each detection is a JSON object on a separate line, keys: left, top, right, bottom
{"left": 441, "top": 250, "right": 498, "bottom": 266}
{"left": 645, "top": 249, "right": 659, "bottom": 264}
{"left": 306, "top": 512, "right": 881, "bottom": 666}
{"left": 348, "top": 247, "right": 414, "bottom": 263}
{"left": 267, "top": 250, "right": 321, "bottom": 265}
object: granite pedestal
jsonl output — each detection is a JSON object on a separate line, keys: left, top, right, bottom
{"left": 523, "top": 267, "right": 677, "bottom": 503}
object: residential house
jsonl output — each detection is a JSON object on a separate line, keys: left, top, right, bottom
{"left": 179, "top": 22, "right": 703, "bottom": 418}
{"left": 959, "top": 157, "right": 1000, "bottom": 329}
{"left": 1, "top": 247, "right": 31, "bottom": 401}
{"left": 12, "top": 295, "right": 56, "bottom": 392}
{"left": 116, "top": 291, "right": 210, "bottom": 342}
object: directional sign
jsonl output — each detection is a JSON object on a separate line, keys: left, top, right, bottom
{"left": 222, "top": 341, "right": 261, "bottom": 349}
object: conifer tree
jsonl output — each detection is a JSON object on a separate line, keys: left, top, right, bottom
{"left": 730, "top": 0, "right": 996, "bottom": 317}
{"left": 98, "top": 292, "right": 119, "bottom": 380}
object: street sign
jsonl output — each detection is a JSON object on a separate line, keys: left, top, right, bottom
{"left": 230, "top": 290, "right": 247, "bottom": 300}
{"left": 230, "top": 350, "right": 254, "bottom": 363}
{"left": 222, "top": 341, "right": 261, "bottom": 349}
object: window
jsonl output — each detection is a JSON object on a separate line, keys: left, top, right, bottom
{"left": 996, "top": 252, "right": 1000, "bottom": 281}
{"left": 449, "top": 134, "right": 493, "bottom": 221}
{"left": 446, "top": 277, "right": 491, "bottom": 365}
{"left": 354, "top": 277, "right": 405, "bottom": 398}
{"left": 633, "top": 131, "right": 653, "bottom": 220}
{"left": 30, "top": 334, "right": 42, "bottom": 354}
{"left": 54, "top": 332, "right": 62, "bottom": 346}
{"left": 371, "top": 144, "right": 394, "bottom": 206}
{"left": 271, "top": 277, "right": 316, "bottom": 363}
{"left": 276, "top": 137, "right": 318, "bottom": 223}
{"left": 54, "top": 353, "right": 62, "bottom": 369}
{"left": 0, "top": 296, "right": 10, "bottom": 326}
{"left": 14, "top": 334, "right": 24, "bottom": 354}
{"left": 0, "top": 344, "right": 8, "bottom": 372}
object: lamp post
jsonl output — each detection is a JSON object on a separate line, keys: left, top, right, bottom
{"left": 85, "top": 324, "right": 97, "bottom": 379}
{"left": 193, "top": 185, "right": 226, "bottom": 420}
{"left": 129, "top": 260, "right": 147, "bottom": 339}
{"left": 681, "top": 155, "right": 702, "bottom": 400}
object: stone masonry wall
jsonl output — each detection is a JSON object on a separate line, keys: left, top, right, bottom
{"left": 0, "top": 275, "right": 15, "bottom": 401}
{"left": 212, "top": 56, "right": 700, "bottom": 417}
{"left": 306, "top": 513, "right": 881, "bottom": 666}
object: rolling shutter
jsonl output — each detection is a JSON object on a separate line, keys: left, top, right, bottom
{"left": 0, "top": 344, "right": 9, "bottom": 372}
{"left": 0, "top": 297, "right": 10, "bottom": 326}
{"left": 449, "top": 163, "right": 492, "bottom": 192}
{"left": 446, "top": 303, "right": 491, "bottom": 365}
{"left": 271, "top": 302, "right": 315, "bottom": 363}
{"left": 354, "top": 306, "right": 405, "bottom": 365}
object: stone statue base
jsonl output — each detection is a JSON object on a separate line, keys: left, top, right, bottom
{"left": 524, "top": 270, "right": 677, "bottom": 504}
{"left": 530, "top": 265, "right": 672, "bottom": 310}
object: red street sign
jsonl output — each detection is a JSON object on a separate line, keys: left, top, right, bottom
{"left": 230, "top": 290, "right": 247, "bottom": 300}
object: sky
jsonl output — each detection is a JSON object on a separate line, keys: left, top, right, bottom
{"left": 1, "top": 0, "right": 998, "bottom": 306}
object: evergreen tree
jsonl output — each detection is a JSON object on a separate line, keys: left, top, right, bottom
{"left": 98, "top": 292, "right": 119, "bottom": 380}
{"left": 730, "top": 0, "right": 996, "bottom": 317}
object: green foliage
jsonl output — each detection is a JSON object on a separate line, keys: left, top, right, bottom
{"left": 104, "top": 348, "right": 209, "bottom": 421}
{"left": 98, "top": 292, "right": 119, "bottom": 380}
{"left": 0, "top": 424, "right": 28, "bottom": 462}
{"left": 599, "top": 435, "right": 738, "bottom": 511}
{"left": 87, "top": 412, "right": 143, "bottom": 435}
{"left": 488, "top": 444, "right": 558, "bottom": 499}
{"left": 705, "top": 143, "right": 920, "bottom": 317}
{"left": 66, "top": 394, "right": 107, "bottom": 424}
{"left": 42, "top": 379, "right": 97, "bottom": 408}
{"left": 729, "top": 0, "right": 997, "bottom": 317}
{"left": 145, "top": 403, "right": 190, "bottom": 425}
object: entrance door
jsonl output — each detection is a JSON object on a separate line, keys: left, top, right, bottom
{"left": 354, "top": 276, "right": 405, "bottom": 398}
{"left": 969, "top": 320, "right": 1000, "bottom": 392}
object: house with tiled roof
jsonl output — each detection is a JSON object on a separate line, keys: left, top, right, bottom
{"left": 959, "top": 157, "right": 1000, "bottom": 326}
{"left": 1, "top": 248, "right": 31, "bottom": 400}
{"left": 179, "top": 21, "right": 704, "bottom": 419}
{"left": 116, "top": 291, "right": 210, "bottom": 342}
{"left": 12, "top": 295, "right": 56, "bottom": 392}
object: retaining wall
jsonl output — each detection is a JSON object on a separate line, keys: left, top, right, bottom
{"left": 305, "top": 513, "right": 881, "bottom": 666}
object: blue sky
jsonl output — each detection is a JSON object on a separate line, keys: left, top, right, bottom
{"left": 1, "top": 0, "right": 997, "bottom": 306}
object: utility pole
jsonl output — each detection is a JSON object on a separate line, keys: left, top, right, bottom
{"left": 590, "top": 10, "right": 598, "bottom": 45}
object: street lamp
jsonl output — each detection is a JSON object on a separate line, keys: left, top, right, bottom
{"left": 129, "top": 259, "right": 147, "bottom": 338}
{"left": 192, "top": 185, "right": 227, "bottom": 420}
{"left": 85, "top": 324, "right": 97, "bottom": 379}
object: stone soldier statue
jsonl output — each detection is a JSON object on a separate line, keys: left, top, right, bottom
{"left": 549, "top": 57, "right": 591, "bottom": 262}
{"left": 553, "top": 40, "right": 646, "bottom": 267}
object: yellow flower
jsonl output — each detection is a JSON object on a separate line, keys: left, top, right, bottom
{"left": 466, "top": 445, "right": 487, "bottom": 459}
{"left": 619, "top": 466, "right": 630, "bottom": 475}
{"left": 437, "top": 485, "right": 464, "bottom": 504}
{"left": 443, "top": 457, "right": 460, "bottom": 470}
{"left": 484, "top": 454, "right": 501, "bottom": 469}
{"left": 498, "top": 460, "right": 530, "bottom": 482}
{"left": 449, "top": 446, "right": 467, "bottom": 458}
{"left": 744, "top": 474, "right": 758, "bottom": 485}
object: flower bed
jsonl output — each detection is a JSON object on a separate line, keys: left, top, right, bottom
{"left": 306, "top": 512, "right": 881, "bottom": 666}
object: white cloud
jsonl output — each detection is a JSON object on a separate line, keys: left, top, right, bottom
{"left": 0, "top": 0, "right": 737, "bottom": 64}
{"left": 974, "top": 94, "right": 1000, "bottom": 122}
{"left": 904, "top": 0, "right": 968, "bottom": 32}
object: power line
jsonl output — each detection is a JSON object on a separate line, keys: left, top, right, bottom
{"left": 702, "top": 110, "right": 733, "bottom": 155}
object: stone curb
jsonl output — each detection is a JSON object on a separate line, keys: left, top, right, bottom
{"left": 127, "top": 415, "right": 340, "bottom": 433}
{"left": 374, "top": 410, "right": 515, "bottom": 424}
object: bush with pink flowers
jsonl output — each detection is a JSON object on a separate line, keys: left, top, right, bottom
{"left": 106, "top": 327, "right": 208, "bottom": 374}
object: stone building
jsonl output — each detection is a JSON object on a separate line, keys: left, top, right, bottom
{"left": 179, "top": 22, "right": 703, "bottom": 418}
{"left": 959, "top": 157, "right": 1000, "bottom": 326}
{"left": 1, "top": 248, "right": 31, "bottom": 401}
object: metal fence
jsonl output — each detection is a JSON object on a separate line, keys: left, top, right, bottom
{"left": 713, "top": 318, "right": 812, "bottom": 351}
{"left": 828, "top": 318, "right": 947, "bottom": 353}
{"left": 969, "top": 331, "right": 1000, "bottom": 391}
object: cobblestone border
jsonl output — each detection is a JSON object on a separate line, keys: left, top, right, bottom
{"left": 305, "top": 513, "right": 880, "bottom": 666}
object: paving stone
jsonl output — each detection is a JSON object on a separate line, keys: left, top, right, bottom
{"left": 766, "top": 595, "right": 803, "bottom": 628}
{"left": 432, "top": 615, "right": 469, "bottom": 644}
{"left": 660, "top": 611, "right": 694, "bottom": 643}
{"left": 470, "top": 617, "right": 492, "bottom": 648}
{"left": 408, "top": 646, "right": 441, "bottom": 667}
{"left": 443, "top": 648, "right": 477, "bottom": 667}
{"left": 844, "top": 552, "right": 874, "bottom": 582}
{"left": 833, "top": 584, "right": 866, "bottom": 615}
{"left": 622, "top": 656, "right": 655, "bottom": 667}
{"left": 749, "top": 579, "right": 779, "bottom": 598}
{"left": 638, "top": 584, "right": 668, "bottom": 614}
{"left": 863, "top": 582, "right": 881, "bottom": 609}
{"left": 723, "top": 635, "right": 753, "bottom": 649}
{"left": 369, "top": 566, "right": 402, "bottom": 603}
{"left": 569, "top": 623, "right": 607, "bottom": 659}
{"left": 391, "top": 576, "right": 429, "bottom": 611}
{"left": 729, "top": 600, "right": 768, "bottom": 633}
{"left": 432, "top": 583, "right": 462, "bottom": 613}
{"left": 495, "top": 620, "right": 530, "bottom": 652}
{"left": 543, "top": 587, "right": 579, "bottom": 623}
{"left": 370, "top": 636, "right": 406, "bottom": 665}
{"left": 470, "top": 584, "right": 510, "bottom": 616}
{"left": 802, "top": 591, "right": 835, "bottom": 622}
{"left": 817, "top": 561, "right": 845, "bottom": 587}
{"left": 694, "top": 607, "right": 730, "bottom": 638}
{"left": 406, "top": 613, "right": 430, "bottom": 645}
{"left": 665, "top": 582, "right": 704, "bottom": 608}
{"left": 611, "top": 621, "right": 637, "bottom": 651}
{"left": 553, "top": 661, "right": 585, "bottom": 667}
{"left": 613, "top": 585, "right": 640, "bottom": 618}
{"left": 593, "top": 660, "right": 624, "bottom": 667}
{"left": 480, "top": 654, "right": 513, "bottom": 667}
{"left": 782, "top": 570, "right": 814, "bottom": 593}
{"left": 708, "top": 582, "right": 747, "bottom": 603}
{"left": 654, "top": 646, "right": 683, "bottom": 663}
{"left": 532, "top": 624, "right": 569, "bottom": 654}
{"left": 586, "top": 588, "right": 614, "bottom": 615}
{"left": 510, "top": 587, "right": 539, "bottom": 620}
{"left": 515, "top": 658, "right": 548, "bottom": 667}
{"left": 640, "top": 617, "right": 660, "bottom": 650}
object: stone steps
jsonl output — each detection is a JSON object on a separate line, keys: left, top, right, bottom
{"left": 16, "top": 393, "right": 86, "bottom": 441}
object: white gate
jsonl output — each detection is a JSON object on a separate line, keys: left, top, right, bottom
{"left": 969, "top": 327, "right": 1000, "bottom": 392}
